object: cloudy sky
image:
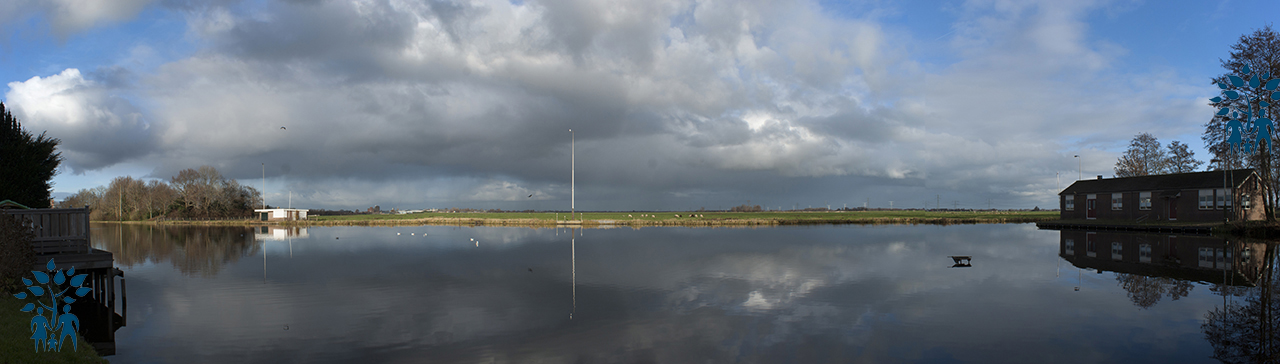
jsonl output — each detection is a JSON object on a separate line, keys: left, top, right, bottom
{"left": 1, "top": 0, "right": 1274, "bottom": 211}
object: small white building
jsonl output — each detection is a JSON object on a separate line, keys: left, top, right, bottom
{"left": 254, "top": 208, "right": 308, "bottom": 221}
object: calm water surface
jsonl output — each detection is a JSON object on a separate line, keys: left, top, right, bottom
{"left": 88, "top": 223, "right": 1272, "bottom": 363}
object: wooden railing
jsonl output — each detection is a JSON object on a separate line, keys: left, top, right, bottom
{"left": 2, "top": 207, "right": 91, "bottom": 254}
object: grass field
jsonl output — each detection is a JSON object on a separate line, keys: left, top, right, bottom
{"left": 0, "top": 296, "right": 108, "bottom": 363}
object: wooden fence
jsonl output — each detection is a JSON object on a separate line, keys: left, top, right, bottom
{"left": 2, "top": 207, "right": 91, "bottom": 254}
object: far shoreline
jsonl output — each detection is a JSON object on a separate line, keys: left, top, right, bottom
{"left": 91, "top": 210, "right": 1059, "bottom": 228}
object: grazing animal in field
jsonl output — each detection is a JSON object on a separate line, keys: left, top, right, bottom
{"left": 628, "top": 214, "right": 632, "bottom": 217}
{"left": 675, "top": 214, "right": 681, "bottom": 218}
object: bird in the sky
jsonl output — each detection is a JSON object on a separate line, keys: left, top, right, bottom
{"left": 280, "top": 126, "right": 286, "bottom": 130}
{"left": 528, "top": 194, "right": 533, "bottom": 198}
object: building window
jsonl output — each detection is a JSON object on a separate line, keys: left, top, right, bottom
{"left": 1065, "top": 239, "right": 1075, "bottom": 255}
{"left": 1112, "top": 193, "right": 1123, "bottom": 210}
{"left": 1139, "top": 192, "right": 1151, "bottom": 210}
{"left": 1200, "top": 190, "right": 1214, "bottom": 210}
{"left": 1111, "top": 242, "right": 1123, "bottom": 260}
{"left": 1243, "top": 193, "right": 1252, "bottom": 209}
{"left": 1139, "top": 244, "right": 1151, "bottom": 263}
{"left": 1199, "top": 247, "right": 1214, "bottom": 268}
{"left": 1064, "top": 196, "right": 1074, "bottom": 211}
{"left": 1217, "top": 188, "right": 1231, "bottom": 209}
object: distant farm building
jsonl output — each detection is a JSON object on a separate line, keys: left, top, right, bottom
{"left": 1058, "top": 169, "right": 1265, "bottom": 223}
{"left": 254, "top": 208, "right": 308, "bottom": 221}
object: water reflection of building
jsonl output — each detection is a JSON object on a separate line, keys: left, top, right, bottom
{"left": 253, "top": 226, "right": 309, "bottom": 241}
{"left": 1059, "top": 230, "right": 1268, "bottom": 287}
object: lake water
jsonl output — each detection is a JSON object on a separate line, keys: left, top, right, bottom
{"left": 86, "top": 223, "right": 1276, "bottom": 363}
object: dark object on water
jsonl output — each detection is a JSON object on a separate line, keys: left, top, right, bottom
{"left": 528, "top": 268, "right": 533, "bottom": 272}
{"left": 335, "top": 237, "right": 339, "bottom": 239}
{"left": 949, "top": 255, "right": 971, "bottom": 268}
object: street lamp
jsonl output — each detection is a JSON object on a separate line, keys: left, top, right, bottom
{"left": 1074, "top": 155, "right": 1081, "bottom": 181}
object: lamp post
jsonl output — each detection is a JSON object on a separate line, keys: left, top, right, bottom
{"left": 1074, "top": 155, "right": 1080, "bottom": 181}
{"left": 1214, "top": 158, "right": 1228, "bottom": 223}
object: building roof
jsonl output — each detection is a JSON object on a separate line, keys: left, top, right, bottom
{"left": 1060, "top": 169, "right": 1257, "bottom": 195}
{"left": 0, "top": 200, "right": 31, "bottom": 209}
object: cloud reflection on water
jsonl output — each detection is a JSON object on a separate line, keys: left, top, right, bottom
{"left": 93, "top": 224, "right": 1227, "bottom": 363}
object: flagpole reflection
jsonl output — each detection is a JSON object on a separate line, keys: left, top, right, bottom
{"left": 571, "top": 227, "right": 576, "bottom": 320}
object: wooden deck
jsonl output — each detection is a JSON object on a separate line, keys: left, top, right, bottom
{"left": 3, "top": 207, "right": 125, "bottom": 355}
{"left": 4, "top": 207, "right": 92, "bottom": 254}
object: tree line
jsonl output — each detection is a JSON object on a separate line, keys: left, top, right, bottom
{"left": 1114, "top": 133, "right": 1202, "bottom": 177}
{"left": 58, "top": 165, "right": 261, "bottom": 221}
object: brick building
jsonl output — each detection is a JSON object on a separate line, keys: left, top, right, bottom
{"left": 1058, "top": 169, "right": 1265, "bottom": 222}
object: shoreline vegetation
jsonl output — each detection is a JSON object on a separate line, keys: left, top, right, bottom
{"left": 1037, "top": 219, "right": 1280, "bottom": 238}
{"left": 0, "top": 296, "right": 108, "bottom": 363}
{"left": 94, "top": 210, "right": 1059, "bottom": 228}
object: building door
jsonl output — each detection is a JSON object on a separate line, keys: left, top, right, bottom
{"left": 260, "top": 212, "right": 268, "bottom": 221}
{"left": 1168, "top": 199, "right": 1177, "bottom": 220}
{"left": 1086, "top": 198, "right": 1096, "bottom": 219}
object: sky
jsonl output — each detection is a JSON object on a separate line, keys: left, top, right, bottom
{"left": 0, "top": 0, "right": 1276, "bottom": 211}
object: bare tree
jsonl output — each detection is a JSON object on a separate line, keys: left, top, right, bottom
{"left": 1204, "top": 25, "right": 1280, "bottom": 221}
{"left": 1203, "top": 246, "right": 1280, "bottom": 363}
{"left": 1166, "top": 141, "right": 1204, "bottom": 173}
{"left": 1115, "top": 133, "right": 1168, "bottom": 177}
{"left": 145, "top": 180, "right": 176, "bottom": 220}
{"left": 1205, "top": 25, "right": 1280, "bottom": 170}
{"left": 1115, "top": 273, "right": 1194, "bottom": 309}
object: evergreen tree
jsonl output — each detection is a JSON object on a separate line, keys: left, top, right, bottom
{"left": 0, "top": 103, "right": 62, "bottom": 208}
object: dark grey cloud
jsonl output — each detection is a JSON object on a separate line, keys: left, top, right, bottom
{"left": 8, "top": 0, "right": 1219, "bottom": 210}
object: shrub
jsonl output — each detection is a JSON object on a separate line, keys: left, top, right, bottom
{"left": 0, "top": 213, "right": 36, "bottom": 294}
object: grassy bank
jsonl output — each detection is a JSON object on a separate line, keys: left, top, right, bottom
{"left": 1216, "top": 220, "right": 1280, "bottom": 238}
{"left": 102, "top": 210, "right": 1059, "bottom": 227}
{"left": 0, "top": 296, "right": 108, "bottom": 363}
{"left": 1036, "top": 218, "right": 1280, "bottom": 238}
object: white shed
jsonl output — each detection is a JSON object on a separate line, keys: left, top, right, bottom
{"left": 254, "top": 208, "right": 308, "bottom": 221}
